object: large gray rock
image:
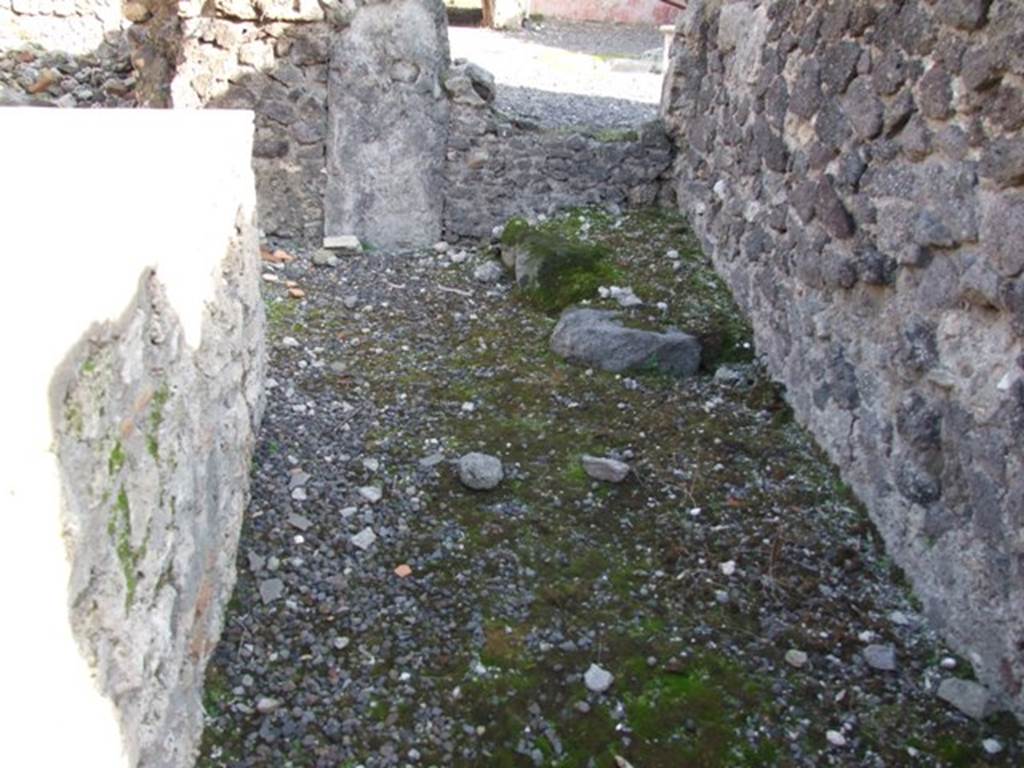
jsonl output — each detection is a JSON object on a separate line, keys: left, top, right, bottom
{"left": 550, "top": 308, "right": 701, "bottom": 377}
{"left": 324, "top": 0, "right": 450, "bottom": 250}
{"left": 581, "top": 455, "right": 631, "bottom": 483}
{"left": 458, "top": 452, "right": 504, "bottom": 490}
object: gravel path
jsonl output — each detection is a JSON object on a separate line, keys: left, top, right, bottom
{"left": 199, "top": 209, "right": 1023, "bottom": 767}
{"left": 448, "top": 20, "right": 662, "bottom": 129}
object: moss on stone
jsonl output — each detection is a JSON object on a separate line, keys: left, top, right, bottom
{"left": 109, "top": 486, "right": 146, "bottom": 609}
{"left": 108, "top": 441, "right": 125, "bottom": 476}
{"left": 510, "top": 224, "right": 620, "bottom": 312}
{"left": 500, "top": 216, "right": 531, "bottom": 247}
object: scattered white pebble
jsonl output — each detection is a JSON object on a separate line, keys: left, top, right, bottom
{"left": 584, "top": 663, "right": 614, "bottom": 693}
{"left": 720, "top": 560, "right": 736, "bottom": 576}
{"left": 256, "top": 697, "right": 280, "bottom": 715}
{"left": 358, "top": 486, "right": 383, "bottom": 503}
{"left": 362, "top": 458, "right": 380, "bottom": 473}
{"left": 889, "top": 610, "right": 910, "bottom": 626}
{"left": 281, "top": 336, "right": 300, "bottom": 348}
{"left": 826, "top": 730, "right": 847, "bottom": 747}
{"left": 785, "top": 649, "right": 809, "bottom": 669}
{"left": 982, "top": 738, "right": 1003, "bottom": 755}
{"left": 333, "top": 636, "right": 350, "bottom": 651}
{"left": 350, "top": 527, "right": 377, "bottom": 550}
{"left": 940, "top": 656, "right": 957, "bottom": 670}
{"left": 461, "top": 402, "right": 476, "bottom": 413}
{"left": 339, "top": 506, "right": 357, "bottom": 519}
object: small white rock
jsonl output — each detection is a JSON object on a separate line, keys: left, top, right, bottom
{"left": 333, "top": 636, "right": 350, "bottom": 651}
{"left": 889, "top": 610, "right": 910, "bottom": 626}
{"left": 785, "top": 649, "right": 809, "bottom": 668}
{"left": 351, "top": 527, "right": 377, "bottom": 550}
{"left": 358, "top": 486, "right": 383, "bottom": 503}
{"left": 256, "top": 697, "right": 280, "bottom": 715}
{"left": 362, "top": 458, "right": 380, "bottom": 473}
{"left": 982, "top": 738, "right": 1003, "bottom": 755}
{"left": 433, "top": 241, "right": 449, "bottom": 253}
{"left": 826, "top": 730, "right": 847, "bottom": 747}
{"left": 720, "top": 560, "right": 736, "bottom": 576}
{"left": 584, "top": 663, "right": 614, "bottom": 693}
{"left": 282, "top": 336, "right": 300, "bottom": 348}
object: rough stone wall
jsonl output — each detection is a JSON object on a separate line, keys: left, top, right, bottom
{"left": 0, "top": 0, "right": 122, "bottom": 53}
{"left": 0, "top": 109, "right": 264, "bottom": 766}
{"left": 663, "top": 0, "right": 1024, "bottom": 715}
{"left": 140, "top": 0, "right": 333, "bottom": 244}
{"left": 444, "top": 88, "right": 675, "bottom": 240}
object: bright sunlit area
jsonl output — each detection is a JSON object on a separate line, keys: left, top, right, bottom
{"left": 446, "top": 1, "right": 667, "bottom": 128}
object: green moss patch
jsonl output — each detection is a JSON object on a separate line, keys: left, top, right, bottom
{"left": 513, "top": 228, "right": 620, "bottom": 312}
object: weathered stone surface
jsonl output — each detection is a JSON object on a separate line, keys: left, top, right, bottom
{"left": 444, "top": 104, "right": 673, "bottom": 240}
{"left": 662, "top": 0, "right": 1024, "bottom": 720}
{"left": 324, "top": 0, "right": 450, "bottom": 250}
{"left": 550, "top": 308, "right": 701, "bottom": 377}
{"left": 1, "top": 110, "right": 263, "bottom": 766}
{"left": 457, "top": 452, "right": 504, "bottom": 490}
{"left": 581, "top": 455, "right": 631, "bottom": 483}
{"left": 938, "top": 678, "right": 997, "bottom": 720}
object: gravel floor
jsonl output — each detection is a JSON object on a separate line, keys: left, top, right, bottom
{"left": 199, "top": 208, "right": 1023, "bottom": 767}
{"left": 448, "top": 20, "right": 662, "bottom": 129}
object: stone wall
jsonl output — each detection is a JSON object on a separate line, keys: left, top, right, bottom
{"left": 444, "top": 65, "right": 675, "bottom": 240}
{"left": 663, "top": 0, "right": 1024, "bottom": 716}
{"left": 0, "top": 0, "right": 123, "bottom": 53}
{"left": 134, "top": 0, "right": 333, "bottom": 245}
{"left": 0, "top": 109, "right": 264, "bottom": 766}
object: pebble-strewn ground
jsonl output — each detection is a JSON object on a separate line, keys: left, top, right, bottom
{"left": 448, "top": 19, "right": 662, "bottom": 128}
{"left": 0, "top": 38, "right": 135, "bottom": 107}
{"left": 199, "top": 208, "right": 1022, "bottom": 767}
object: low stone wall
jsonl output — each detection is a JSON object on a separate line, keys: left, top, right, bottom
{"left": 0, "top": 109, "right": 264, "bottom": 766}
{"left": 444, "top": 82, "right": 675, "bottom": 240}
{"left": 663, "top": 0, "right": 1024, "bottom": 715}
